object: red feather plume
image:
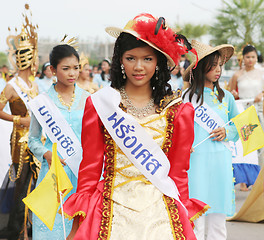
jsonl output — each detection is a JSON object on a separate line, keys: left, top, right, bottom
{"left": 133, "top": 14, "right": 190, "bottom": 66}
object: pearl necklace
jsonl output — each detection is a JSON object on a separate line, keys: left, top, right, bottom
{"left": 120, "top": 87, "right": 155, "bottom": 118}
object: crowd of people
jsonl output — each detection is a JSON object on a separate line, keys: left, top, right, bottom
{"left": 0, "top": 5, "right": 263, "bottom": 240}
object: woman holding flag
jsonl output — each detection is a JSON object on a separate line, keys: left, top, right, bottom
{"left": 28, "top": 43, "right": 90, "bottom": 239}
{"left": 183, "top": 40, "right": 239, "bottom": 240}
{"left": 63, "top": 13, "right": 208, "bottom": 240}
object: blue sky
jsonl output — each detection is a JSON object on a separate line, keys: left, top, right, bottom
{"left": 0, "top": 0, "right": 223, "bottom": 51}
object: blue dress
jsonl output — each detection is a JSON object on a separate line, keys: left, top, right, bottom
{"left": 28, "top": 84, "right": 89, "bottom": 239}
{"left": 35, "top": 76, "right": 53, "bottom": 94}
{"left": 93, "top": 73, "right": 111, "bottom": 88}
{"left": 187, "top": 87, "right": 239, "bottom": 217}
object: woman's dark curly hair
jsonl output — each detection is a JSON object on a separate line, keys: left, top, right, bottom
{"left": 183, "top": 51, "right": 225, "bottom": 106}
{"left": 110, "top": 32, "right": 173, "bottom": 105}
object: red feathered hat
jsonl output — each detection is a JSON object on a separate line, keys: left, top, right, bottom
{"left": 105, "top": 13, "right": 197, "bottom": 68}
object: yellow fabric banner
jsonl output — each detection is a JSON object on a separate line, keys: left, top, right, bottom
{"left": 23, "top": 143, "right": 73, "bottom": 230}
{"left": 228, "top": 166, "right": 264, "bottom": 222}
{"left": 232, "top": 105, "right": 264, "bottom": 156}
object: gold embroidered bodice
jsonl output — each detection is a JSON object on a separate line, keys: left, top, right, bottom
{"left": 9, "top": 97, "right": 28, "bottom": 117}
{"left": 111, "top": 111, "right": 168, "bottom": 211}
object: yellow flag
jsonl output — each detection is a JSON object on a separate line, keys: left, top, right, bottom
{"left": 232, "top": 105, "right": 264, "bottom": 156}
{"left": 23, "top": 143, "right": 73, "bottom": 230}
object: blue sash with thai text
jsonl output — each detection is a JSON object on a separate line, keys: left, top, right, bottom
{"left": 91, "top": 87, "right": 183, "bottom": 204}
{"left": 28, "top": 93, "right": 82, "bottom": 177}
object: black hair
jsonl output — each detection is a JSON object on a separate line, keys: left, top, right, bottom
{"left": 110, "top": 32, "right": 172, "bottom": 105}
{"left": 258, "top": 52, "right": 263, "bottom": 63}
{"left": 100, "top": 59, "right": 111, "bottom": 81}
{"left": 242, "top": 45, "right": 257, "bottom": 56}
{"left": 183, "top": 51, "right": 225, "bottom": 105}
{"left": 39, "top": 62, "right": 50, "bottom": 79}
{"left": 49, "top": 44, "right": 79, "bottom": 69}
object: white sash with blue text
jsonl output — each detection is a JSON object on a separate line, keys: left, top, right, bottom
{"left": 183, "top": 91, "right": 231, "bottom": 150}
{"left": 91, "top": 87, "right": 182, "bottom": 202}
{"left": 28, "top": 93, "right": 82, "bottom": 178}
{"left": 8, "top": 76, "right": 33, "bottom": 111}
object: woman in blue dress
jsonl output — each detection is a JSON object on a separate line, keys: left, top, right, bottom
{"left": 183, "top": 40, "right": 239, "bottom": 240}
{"left": 28, "top": 44, "right": 90, "bottom": 239}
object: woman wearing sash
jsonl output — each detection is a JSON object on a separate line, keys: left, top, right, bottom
{"left": 183, "top": 40, "right": 239, "bottom": 240}
{"left": 28, "top": 44, "right": 90, "bottom": 239}
{"left": 77, "top": 53, "right": 99, "bottom": 94}
{"left": 229, "top": 45, "right": 263, "bottom": 191}
{"left": 64, "top": 13, "right": 208, "bottom": 240}
{"left": 0, "top": 7, "right": 39, "bottom": 239}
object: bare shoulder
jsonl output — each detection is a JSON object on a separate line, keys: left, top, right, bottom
{"left": 232, "top": 69, "right": 243, "bottom": 79}
{"left": 0, "top": 83, "right": 18, "bottom": 102}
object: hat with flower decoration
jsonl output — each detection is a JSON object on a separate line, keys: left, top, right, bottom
{"left": 105, "top": 13, "right": 197, "bottom": 68}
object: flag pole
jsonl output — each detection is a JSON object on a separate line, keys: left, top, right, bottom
{"left": 59, "top": 191, "right": 67, "bottom": 240}
{"left": 193, "top": 120, "right": 232, "bottom": 149}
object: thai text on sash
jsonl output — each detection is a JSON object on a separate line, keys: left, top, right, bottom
{"left": 8, "top": 76, "right": 33, "bottom": 111}
{"left": 91, "top": 87, "right": 182, "bottom": 203}
{"left": 28, "top": 93, "right": 82, "bottom": 177}
{"left": 183, "top": 91, "right": 230, "bottom": 150}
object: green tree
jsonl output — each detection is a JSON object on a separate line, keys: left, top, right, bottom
{"left": 0, "top": 52, "right": 8, "bottom": 67}
{"left": 209, "top": 0, "right": 264, "bottom": 53}
{"left": 175, "top": 23, "right": 209, "bottom": 40}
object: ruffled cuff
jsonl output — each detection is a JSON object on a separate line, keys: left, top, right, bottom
{"left": 183, "top": 198, "right": 210, "bottom": 223}
{"left": 62, "top": 192, "right": 91, "bottom": 223}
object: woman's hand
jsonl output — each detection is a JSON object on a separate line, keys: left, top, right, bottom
{"left": 43, "top": 150, "right": 66, "bottom": 168}
{"left": 231, "top": 89, "right": 239, "bottom": 99}
{"left": 20, "top": 116, "right": 31, "bottom": 128}
{"left": 210, "top": 127, "right": 226, "bottom": 142}
{"left": 254, "top": 92, "right": 263, "bottom": 103}
{"left": 67, "top": 217, "right": 80, "bottom": 240}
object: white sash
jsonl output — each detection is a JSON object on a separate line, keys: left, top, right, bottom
{"left": 183, "top": 91, "right": 231, "bottom": 150}
{"left": 91, "top": 87, "right": 181, "bottom": 202}
{"left": 28, "top": 93, "right": 82, "bottom": 178}
{"left": 8, "top": 76, "right": 33, "bottom": 111}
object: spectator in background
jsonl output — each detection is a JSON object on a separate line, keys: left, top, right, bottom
{"left": 93, "top": 58, "right": 111, "bottom": 87}
{"left": 168, "top": 65, "right": 183, "bottom": 91}
{"left": 35, "top": 62, "right": 53, "bottom": 93}
{"left": 180, "top": 54, "right": 190, "bottom": 75}
{"left": 77, "top": 53, "right": 99, "bottom": 94}
{"left": 1, "top": 65, "right": 9, "bottom": 81}
{"left": 229, "top": 45, "right": 264, "bottom": 191}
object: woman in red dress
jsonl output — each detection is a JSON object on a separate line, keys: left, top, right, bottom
{"left": 63, "top": 13, "right": 209, "bottom": 240}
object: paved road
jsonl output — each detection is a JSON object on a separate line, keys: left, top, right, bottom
{"left": 0, "top": 184, "right": 263, "bottom": 239}
{"left": 226, "top": 184, "right": 264, "bottom": 240}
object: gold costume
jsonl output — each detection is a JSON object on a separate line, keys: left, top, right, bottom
{"left": 0, "top": 4, "right": 39, "bottom": 240}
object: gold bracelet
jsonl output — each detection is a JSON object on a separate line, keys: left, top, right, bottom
{"left": 13, "top": 115, "right": 21, "bottom": 125}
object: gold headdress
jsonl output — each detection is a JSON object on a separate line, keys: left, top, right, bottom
{"left": 60, "top": 34, "right": 78, "bottom": 50}
{"left": 6, "top": 4, "right": 38, "bottom": 75}
{"left": 79, "top": 52, "right": 89, "bottom": 71}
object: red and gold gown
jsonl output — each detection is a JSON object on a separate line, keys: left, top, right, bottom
{"left": 63, "top": 93, "right": 209, "bottom": 240}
